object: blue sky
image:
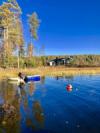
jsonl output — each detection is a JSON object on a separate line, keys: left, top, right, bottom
{"left": 1, "top": 0, "right": 100, "bottom": 55}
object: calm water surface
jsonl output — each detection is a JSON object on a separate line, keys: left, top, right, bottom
{"left": 0, "top": 75, "right": 100, "bottom": 133}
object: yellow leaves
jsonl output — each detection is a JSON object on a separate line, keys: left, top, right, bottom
{"left": 28, "top": 12, "right": 40, "bottom": 40}
{"left": 0, "top": 5, "right": 14, "bottom": 27}
{"left": 0, "top": 2, "right": 24, "bottom": 57}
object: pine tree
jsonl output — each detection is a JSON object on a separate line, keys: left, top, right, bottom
{"left": 0, "top": 0, "right": 24, "bottom": 67}
{"left": 28, "top": 12, "right": 40, "bottom": 40}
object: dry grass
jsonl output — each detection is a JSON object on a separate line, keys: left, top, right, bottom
{"left": 0, "top": 66, "right": 100, "bottom": 79}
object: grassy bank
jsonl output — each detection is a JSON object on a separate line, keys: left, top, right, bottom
{"left": 0, "top": 67, "right": 100, "bottom": 79}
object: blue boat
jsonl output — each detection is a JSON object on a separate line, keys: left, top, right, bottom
{"left": 25, "top": 75, "right": 41, "bottom": 82}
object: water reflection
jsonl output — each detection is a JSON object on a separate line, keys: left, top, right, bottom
{"left": 0, "top": 80, "right": 20, "bottom": 132}
{"left": 55, "top": 75, "right": 74, "bottom": 82}
{"left": 0, "top": 75, "right": 100, "bottom": 133}
{"left": 0, "top": 103, "right": 20, "bottom": 133}
{"left": 19, "top": 82, "right": 45, "bottom": 131}
{"left": 0, "top": 80, "right": 45, "bottom": 133}
{"left": 40, "top": 76, "right": 45, "bottom": 85}
{"left": 33, "top": 101, "right": 44, "bottom": 126}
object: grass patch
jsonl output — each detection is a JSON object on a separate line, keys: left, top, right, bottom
{"left": 0, "top": 67, "right": 100, "bottom": 79}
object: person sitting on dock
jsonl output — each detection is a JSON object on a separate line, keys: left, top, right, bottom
{"left": 18, "top": 72, "right": 25, "bottom": 84}
{"left": 18, "top": 72, "right": 24, "bottom": 79}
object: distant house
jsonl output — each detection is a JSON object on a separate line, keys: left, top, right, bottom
{"left": 47, "top": 57, "right": 73, "bottom": 66}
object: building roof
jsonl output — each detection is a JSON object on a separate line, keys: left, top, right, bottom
{"left": 48, "top": 57, "right": 72, "bottom": 62}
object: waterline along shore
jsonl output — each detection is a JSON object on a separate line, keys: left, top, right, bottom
{"left": 0, "top": 67, "right": 100, "bottom": 79}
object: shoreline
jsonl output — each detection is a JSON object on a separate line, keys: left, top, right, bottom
{"left": 0, "top": 67, "right": 100, "bottom": 79}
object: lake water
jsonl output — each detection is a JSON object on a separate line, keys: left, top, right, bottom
{"left": 0, "top": 75, "right": 100, "bottom": 133}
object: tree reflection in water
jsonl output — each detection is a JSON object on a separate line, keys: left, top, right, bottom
{"left": 33, "top": 101, "right": 44, "bottom": 128}
{"left": 19, "top": 82, "right": 45, "bottom": 131}
{"left": 0, "top": 80, "right": 20, "bottom": 133}
{"left": 0, "top": 80, "right": 45, "bottom": 132}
